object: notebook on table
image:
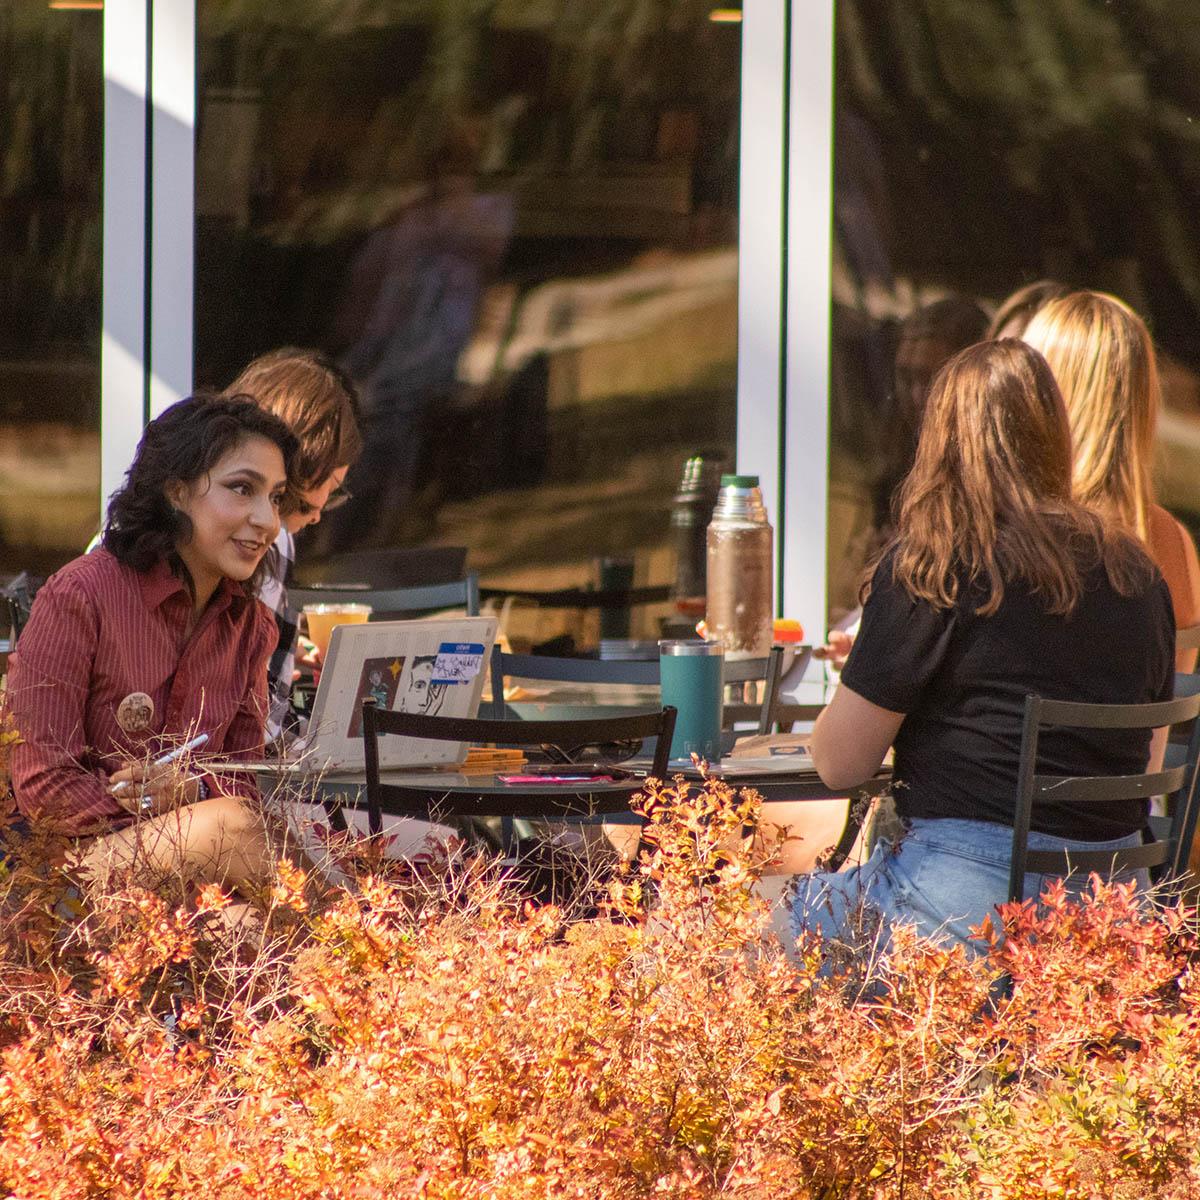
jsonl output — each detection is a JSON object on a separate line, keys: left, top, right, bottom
{"left": 206, "top": 616, "right": 498, "bottom": 775}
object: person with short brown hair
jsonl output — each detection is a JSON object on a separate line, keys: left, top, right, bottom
{"left": 224, "top": 349, "right": 362, "bottom": 740}
{"left": 985, "top": 278, "right": 1070, "bottom": 340}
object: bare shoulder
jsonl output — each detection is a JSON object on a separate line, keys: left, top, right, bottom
{"left": 1148, "top": 503, "right": 1196, "bottom": 551}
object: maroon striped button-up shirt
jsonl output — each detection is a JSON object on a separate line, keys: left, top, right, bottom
{"left": 6, "top": 548, "right": 275, "bottom": 836}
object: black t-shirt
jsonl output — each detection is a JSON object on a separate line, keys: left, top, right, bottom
{"left": 840, "top": 548, "right": 1175, "bottom": 839}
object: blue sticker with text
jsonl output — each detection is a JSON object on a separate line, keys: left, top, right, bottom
{"left": 432, "top": 642, "right": 486, "bottom": 685}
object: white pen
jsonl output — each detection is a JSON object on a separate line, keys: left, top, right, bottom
{"left": 110, "top": 732, "right": 210, "bottom": 799}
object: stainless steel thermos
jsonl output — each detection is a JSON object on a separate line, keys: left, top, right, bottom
{"left": 705, "top": 474, "right": 773, "bottom": 659}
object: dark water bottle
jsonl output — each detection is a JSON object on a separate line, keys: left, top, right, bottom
{"left": 596, "top": 555, "right": 635, "bottom": 640}
{"left": 670, "top": 454, "right": 722, "bottom": 619}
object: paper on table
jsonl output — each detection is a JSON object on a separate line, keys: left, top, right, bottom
{"left": 728, "top": 732, "right": 809, "bottom": 758}
{"left": 715, "top": 754, "right": 817, "bottom": 774}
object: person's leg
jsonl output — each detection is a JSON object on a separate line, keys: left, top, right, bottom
{"left": 75, "top": 796, "right": 273, "bottom": 894}
{"left": 790, "top": 835, "right": 906, "bottom": 961}
{"left": 757, "top": 799, "right": 860, "bottom": 874}
{"left": 793, "top": 817, "right": 1150, "bottom": 958}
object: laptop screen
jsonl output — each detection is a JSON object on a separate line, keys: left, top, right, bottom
{"left": 306, "top": 616, "right": 498, "bottom": 770}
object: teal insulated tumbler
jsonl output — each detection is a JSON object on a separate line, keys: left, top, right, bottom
{"left": 658, "top": 639, "right": 724, "bottom": 764}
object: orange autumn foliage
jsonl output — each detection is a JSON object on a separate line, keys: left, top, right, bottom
{"left": 0, "top": 772, "right": 1195, "bottom": 1197}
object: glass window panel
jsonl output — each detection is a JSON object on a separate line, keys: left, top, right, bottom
{"left": 830, "top": 0, "right": 1200, "bottom": 623}
{"left": 196, "top": 0, "right": 740, "bottom": 646}
{"left": 0, "top": 5, "right": 102, "bottom": 578}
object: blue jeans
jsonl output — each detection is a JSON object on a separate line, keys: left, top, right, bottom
{"left": 792, "top": 817, "right": 1148, "bottom": 956}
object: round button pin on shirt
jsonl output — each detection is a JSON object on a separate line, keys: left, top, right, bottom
{"left": 117, "top": 692, "right": 155, "bottom": 735}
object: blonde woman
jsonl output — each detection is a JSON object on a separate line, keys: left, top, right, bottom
{"left": 1022, "top": 291, "right": 1200, "bottom": 668}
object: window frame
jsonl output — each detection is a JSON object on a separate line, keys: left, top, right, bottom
{"left": 103, "top": 1, "right": 832, "bottom": 627}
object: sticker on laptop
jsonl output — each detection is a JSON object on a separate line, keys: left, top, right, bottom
{"left": 432, "top": 642, "right": 486, "bottom": 685}
{"left": 398, "top": 655, "right": 448, "bottom": 716}
{"left": 347, "top": 656, "right": 406, "bottom": 738}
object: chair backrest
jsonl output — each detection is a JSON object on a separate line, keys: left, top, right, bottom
{"left": 1177, "top": 623, "right": 1200, "bottom": 653}
{"left": 478, "top": 583, "right": 671, "bottom": 611}
{"left": 290, "top": 573, "right": 480, "bottom": 620}
{"left": 1160, "top": 670, "right": 1200, "bottom": 879}
{"left": 487, "top": 644, "right": 784, "bottom": 734}
{"left": 359, "top": 703, "right": 677, "bottom": 834}
{"left": 1010, "top": 688, "right": 1200, "bottom": 903}
{"left": 1, "top": 573, "right": 35, "bottom": 652}
{"left": 295, "top": 545, "right": 468, "bottom": 590}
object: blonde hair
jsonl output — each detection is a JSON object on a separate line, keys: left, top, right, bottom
{"left": 884, "top": 339, "right": 1152, "bottom": 616}
{"left": 1021, "top": 291, "right": 1159, "bottom": 542}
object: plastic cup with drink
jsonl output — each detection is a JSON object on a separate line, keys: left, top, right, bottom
{"left": 302, "top": 603, "right": 372, "bottom": 663}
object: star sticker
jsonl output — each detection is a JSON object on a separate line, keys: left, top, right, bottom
{"left": 389, "top": 658, "right": 403, "bottom": 680}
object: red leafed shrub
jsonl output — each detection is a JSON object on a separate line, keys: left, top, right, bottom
{"left": 0, "top": 770, "right": 1196, "bottom": 1198}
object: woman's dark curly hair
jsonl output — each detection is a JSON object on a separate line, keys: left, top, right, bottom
{"left": 103, "top": 393, "right": 300, "bottom": 595}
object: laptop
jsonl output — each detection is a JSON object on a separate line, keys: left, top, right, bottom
{"left": 208, "top": 616, "right": 498, "bottom": 774}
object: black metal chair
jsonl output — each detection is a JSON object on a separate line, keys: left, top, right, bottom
{"left": 487, "top": 644, "right": 784, "bottom": 735}
{"left": 294, "top": 545, "right": 468, "bottom": 590}
{"left": 1153, "top": 670, "right": 1200, "bottom": 873}
{"left": 478, "top": 582, "right": 671, "bottom": 613}
{"left": 290, "top": 573, "right": 480, "bottom": 621}
{"left": 0, "top": 573, "right": 35, "bottom": 654}
{"left": 358, "top": 703, "right": 677, "bottom": 838}
{"left": 1009, "top": 688, "right": 1200, "bottom": 903}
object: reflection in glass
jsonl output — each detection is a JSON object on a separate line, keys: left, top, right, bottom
{"left": 195, "top": 1, "right": 740, "bottom": 642}
{"left": 831, "top": 0, "right": 1200, "bottom": 624}
{"left": 0, "top": 6, "right": 101, "bottom": 576}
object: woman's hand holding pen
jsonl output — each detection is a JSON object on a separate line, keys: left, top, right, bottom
{"left": 107, "top": 734, "right": 210, "bottom": 816}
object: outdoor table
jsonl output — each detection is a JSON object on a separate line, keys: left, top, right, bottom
{"left": 267, "top": 755, "right": 892, "bottom": 870}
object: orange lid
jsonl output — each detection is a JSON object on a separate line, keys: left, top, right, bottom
{"left": 772, "top": 618, "right": 805, "bottom": 643}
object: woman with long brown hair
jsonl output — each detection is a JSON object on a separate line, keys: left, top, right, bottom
{"left": 794, "top": 340, "right": 1174, "bottom": 953}
{"left": 1021, "top": 291, "right": 1200, "bottom": 668}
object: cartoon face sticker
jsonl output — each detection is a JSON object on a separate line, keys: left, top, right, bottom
{"left": 117, "top": 692, "right": 155, "bottom": 735}
{"left": 400, "top": 655, "right": 449, "bottom": 716}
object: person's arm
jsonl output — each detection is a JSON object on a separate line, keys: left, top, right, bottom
{"left": 811, "top": 684, "right": 905, "bottom": 790}
{"left": 816, "top": 551, "right": 956, "bottom": 792}
{"left": 812, "top": 610, "right": 862, "bottom": 671}
{"left": 1173, "top": 516, "right": 1200, "bottom": 672}
{"left": 1152, "top": 576, "right": 1178, "bottom": 774}
{"left": 1148, "top": 725, "right": 1168, "bottom": 775}
{"left": 7, "top": 580, "right": 124, "bottom": 833}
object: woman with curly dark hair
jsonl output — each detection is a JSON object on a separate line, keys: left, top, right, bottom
{"left": 7, "top": 394, "right": 298, "bottom": 906}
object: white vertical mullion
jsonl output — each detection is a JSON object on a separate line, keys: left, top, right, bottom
{"left": 736, "top": 0, "right": 787, "bottom": 612}
{"left": 101, "top": 0, "right": 149, "bottom": 515}
{"left": 783, "top": 0, "right": 834, "bottom": 642}
{"left": 149, "top": 0, "right": 196, "bottom": 416}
